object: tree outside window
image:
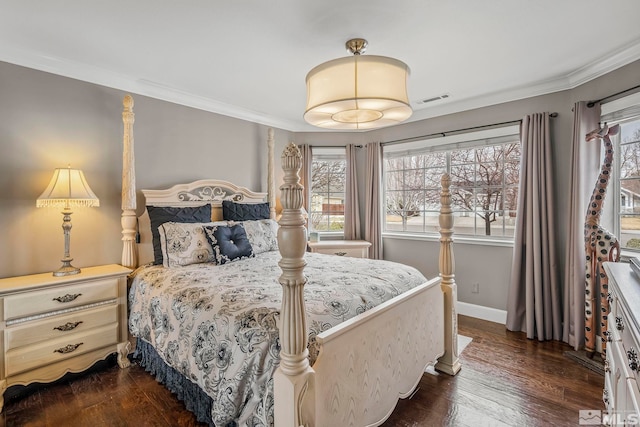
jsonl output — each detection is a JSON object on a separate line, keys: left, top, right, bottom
{"left": 310, "top": 158, "right": 346, "bottom": 231}
{"left": 384, "top": 139, "right": 521, "bottom": 238}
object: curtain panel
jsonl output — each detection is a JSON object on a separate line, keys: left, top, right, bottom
{"left": 299, "top": 144, "right": 312, "bottom": 226}
{"left": 562, "top": 102, "right": 602, "bottom": 349}
{"left": 344, "top": 144, "right": 362, "bottom": 240}
{"left": 506, "top": 113, "right": 562, "bottom": 341}
{"left": 365, "top": 142, "right": 383, "bottom": 259}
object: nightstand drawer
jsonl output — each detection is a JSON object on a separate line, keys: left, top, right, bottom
{"left": 3, "top": 278, "right": 118, "bottom": 321}
{"left": 314, "top": 247, "right": 366, "bottom": 258}
{"left": 5, "top": 323, "right": 118, "bottom": 377}
{"left": 5, "top": 305, "right": 118, "bottom": 350}
{"left": 308, "top": 240, "right": 371, "bottom": 258}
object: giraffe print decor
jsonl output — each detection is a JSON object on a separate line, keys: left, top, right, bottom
{"left": 584, "top": 123, "right": 621, "bottom": 356}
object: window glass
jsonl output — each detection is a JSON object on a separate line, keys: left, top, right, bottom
{"left": 310, "top": 150, "right": 346, "bottom": 232}
{"left": 383, "top": 127, "right": 521, "bottom": 239}
{"left": 615, "top": 116, "right": 640, "bottom": 250}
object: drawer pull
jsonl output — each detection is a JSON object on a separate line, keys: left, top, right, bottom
{"left": 335, "top": 252, "right": 347, "bottom": 256}
{"left": 53, "top": 343, "right": 83, "bottom": 354}
{"left": 607, "top": 292, "right": 613, "bottom": 304}
{"left": 628, "top": 348, "right": 639, "bottom": 372}
{"left": 616, "top": 316, "right": 624, "bottom": 332}
{"left": 603, "top": 330, "right": 612, "bottom": 343}
{"left": 53, "top": 293, "right": 82, "bottom": 303}
{"left": 53, "top": 321, "right": 83, "bottom": 332}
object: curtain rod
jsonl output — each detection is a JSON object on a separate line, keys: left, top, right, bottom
{"left": 382, "top": 112, "right": 558, "bottom": 147}
{"left": 587, "top": 84, "right": 640, "bottom": 108}
{"left": 310, "top": 144, "right": 363, "bottom": 148}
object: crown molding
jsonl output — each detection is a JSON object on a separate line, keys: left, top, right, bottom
{"left": 410, "top": 38, "right": 640, "bottom": 123}
{"left": 1, "top": 38, "right": 639, "bottom": 133}
{"left": 0, "top": 43, "right": 301, "bottom": 131}
{"left": 567, "top": 37, "right": 640, "bottom": 87}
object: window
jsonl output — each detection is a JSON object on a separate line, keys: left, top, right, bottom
{"left": 310, "top": 148, "right": 346, "bottom": 232}
{"left": 605, "top": 92, "right": 640, "bottom": 252}
{"left": 383, "top": 126, "right": 521, "bottom": 239}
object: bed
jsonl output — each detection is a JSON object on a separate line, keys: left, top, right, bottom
{"left": 119, "top": 95, "right": 460, "bottom": 427}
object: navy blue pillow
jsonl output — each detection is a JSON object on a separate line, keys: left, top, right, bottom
{"left": 222, "top": 200, "right": 270, "bottom": 221}
{"left": 147, "top": 205, "right": 212, "bottom": 265}
{"left": 204, "top": 224, "right": 254, "bottom": 265}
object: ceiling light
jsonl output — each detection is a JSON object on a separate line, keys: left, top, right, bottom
{"left": 304, "top": 38, "right": 412, "bottom": 130}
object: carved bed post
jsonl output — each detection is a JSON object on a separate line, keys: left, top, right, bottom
{"left": 267, "top": 128, "right": 276, "bottom": 220}
{"left": 121, "top": 95, "right": 137, "bottom": 269}
{"left": 435, "top": 173, "right": 461, "bottom": 375}
{"left": 274, "top": 143, "right": 314, "bottom": 427}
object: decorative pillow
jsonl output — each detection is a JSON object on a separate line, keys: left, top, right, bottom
{"left": 232, "top": 219, "right": 279, "bottom": 255}
{"left": 222, "top": 200, "right": 270, "bottom": 221}
{"left": 158, "top": 221, "right": 226, "bottom": 268}
{"left": 204, "top": 224, "right": 254, "bottom": 265}
{"left": 147, "top": 205, "right": 212, "bottom": 265}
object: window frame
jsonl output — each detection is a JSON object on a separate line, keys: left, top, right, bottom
{"left": 309, "top": 147, "right": 346, "bottom": 236}
{"left": 603, "top": 92, "right": 640, "bottom": 255}
{"left": 382, "top": 125, "right": 521, "bottom": 243}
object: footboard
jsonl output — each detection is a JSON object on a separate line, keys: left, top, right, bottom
{"left": 308, "top": 277, "right": 444, "bottom": 427}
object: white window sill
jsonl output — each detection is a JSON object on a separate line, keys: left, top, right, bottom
{"left": 382, "top": 232, "right": 514, "bottom": 248}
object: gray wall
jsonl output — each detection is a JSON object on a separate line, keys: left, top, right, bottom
{"left": 1, "top": 58, "right": 639, "bottom": 313}
{"left": 0, "top": 61, "right": 293, "bottom": 277}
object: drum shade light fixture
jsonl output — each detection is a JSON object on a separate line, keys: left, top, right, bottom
{"left": 304, "top": 38, "right": 412, "bottom": 130}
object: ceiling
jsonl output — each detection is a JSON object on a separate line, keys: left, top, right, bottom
{"left": 2, "top": 1, "right": 640, "bottom": 132}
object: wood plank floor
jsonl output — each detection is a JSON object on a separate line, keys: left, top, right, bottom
{"left": 0, "top": 316, "right": 604, "bottom": 426}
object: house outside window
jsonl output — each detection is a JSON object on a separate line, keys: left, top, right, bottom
{"left": 604, "top": 92, "right": 640, "bottom": 252}
{"left": 383, "top": 125, "right": 521, "bottom": 240}
{"left": 310, "top": 147, "right": 346, "bottom": 233}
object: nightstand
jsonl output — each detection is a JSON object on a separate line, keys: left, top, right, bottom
{"left": 308, "top": 240, "right": 372, "bottom": 258}
{"left": 0, "top": 264, "right": 131, "bottom": 411}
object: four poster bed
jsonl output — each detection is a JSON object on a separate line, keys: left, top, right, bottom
{"left": 119, "top": 95, "right": 460, "bottom": 427}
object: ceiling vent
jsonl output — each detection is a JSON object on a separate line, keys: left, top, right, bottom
{"left": 416, "top": 94, "right": 450, "bottom": 105}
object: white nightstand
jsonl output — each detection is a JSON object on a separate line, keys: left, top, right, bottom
{"left": 308, "top": 240, "right": 372, "bottom": 258}
{"left": 0, "top": 264, "right": 131, "bottom": 411}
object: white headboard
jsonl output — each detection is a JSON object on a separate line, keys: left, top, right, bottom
{"left": 120, "top": 95, "right": 277, "bottom": 268}
{"left": 137, "top": 179, "right": 268, "bottom": 265}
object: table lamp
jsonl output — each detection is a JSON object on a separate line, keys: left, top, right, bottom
{"left": 36, "top": 166, "right": 100, "bottom": 276}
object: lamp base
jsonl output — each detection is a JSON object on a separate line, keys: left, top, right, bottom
{"left": 53, "top": 259, "right": 81, "bottom": 277}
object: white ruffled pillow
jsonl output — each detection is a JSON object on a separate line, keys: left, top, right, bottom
{"left": 158, "top": 221, "right": 226, "bottom": 268}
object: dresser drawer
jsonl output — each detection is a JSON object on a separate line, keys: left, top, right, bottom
{"left": 5, "top": 304, "right": 118, "bottom": 350}
{"left": 626, "top": 379, "right": 640, "bottom": 422}
{"left": 3, "top": 278, "right": 118, "bottom": 321}
{"left": 5, "top": 323, "right": 118, "bottom": 377}
{"left": 619, "top": 307, "right": 640, "bottom": 384}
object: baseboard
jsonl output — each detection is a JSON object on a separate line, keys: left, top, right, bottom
{"left": 457, "top": 301, "right": 507, "bottom": 325}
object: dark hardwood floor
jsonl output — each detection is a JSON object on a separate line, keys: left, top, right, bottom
{"left": 1, "top": 316, "right": 604, "bottom": 426}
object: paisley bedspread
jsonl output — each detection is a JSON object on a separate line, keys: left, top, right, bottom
{"left": 128, "top": 251, "right": 427, "bottom": 426}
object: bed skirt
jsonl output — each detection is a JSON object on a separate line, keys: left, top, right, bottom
{"left": 134, "top": 339, "right": 216, "bottom": 426}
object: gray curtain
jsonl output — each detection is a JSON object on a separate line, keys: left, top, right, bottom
{"left": 506, "top": 113, "right": 562, "bottom": 341}
{"left": 344, "top": 144, "right": 361, "bottom": 240}
{"left": 299, "top": 144, "right": 312, "bottom": 227}
{"left": 562, "top": 102, "right": 602, "bottom": 349}
{"left": 365, "top": 142, "right": 383, "bottom": 259}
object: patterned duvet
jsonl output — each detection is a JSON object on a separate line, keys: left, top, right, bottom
{"left": 128, "top": 251, "right": 427, "bottom": 426}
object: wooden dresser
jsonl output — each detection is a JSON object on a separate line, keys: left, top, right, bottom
{"left": 308, "top": 240, "right": 372, "bottom": 258}
{"left": 0, "top": 264, "right": 131, "bottom": 411}
{"left": 603, "top": 262, "right": 640, "bottom": 424}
